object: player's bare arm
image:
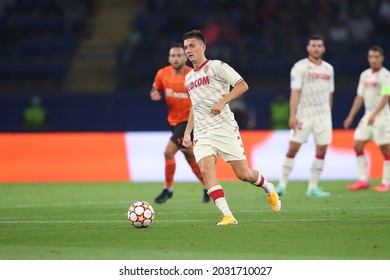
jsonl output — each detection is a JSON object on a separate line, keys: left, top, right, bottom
{"left": 150, "top": 87, "right": 162, "bottom": 101}
{"left": 343, "top": 95, "right": 364, "bottom": 128}
{"left": 210, "top": 80, "right": 249, "bottom": 115}
{"left": 329, "top": 92, "right": 334, "bottom": 109}
{"left": 183, "top": 108, "right": 194, "bottom": 147}
{"left": 368, "top": 95, "right": 390, "bottom": 125}
{"left": 289, "top": 89, "right": 300, "bottom": 129}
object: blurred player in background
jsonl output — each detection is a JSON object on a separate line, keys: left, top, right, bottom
{"left": 151, "top": 43, "right": 209, "bottom": 204}
{"left": 343, "top": 45, "right": 390, "bottom": 192}
{"left": 182, "top": 30, "right": 281, "bottom": 226}
{"left": 23, "top": 95, "right": 49, "bottom": 131}
{"left": 275, "top": 34, "right": 334, "bottom": 197}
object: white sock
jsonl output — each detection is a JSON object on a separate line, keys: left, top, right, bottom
{"left": 253, "top": 172, "right": 273, "bottom": 194}
{"left": 308, "top": 158, "right": 324, "bottom": 191}
{"left": 278, "top": 156, "right": 294, "bottom": 189}
{"left": 207, "top": 185, "right": 233, "bottom": 216}
{"left": 357, "top": 154, "right": 368, "bottom": 182}
{"left": 215, "top": 198, "right": 232, "bottom": 216}
{"left": 164, "top": 186, "right": 173, "bottom": 192}
{"left": 382, "top": 160, "right": 390, "bottom": 185}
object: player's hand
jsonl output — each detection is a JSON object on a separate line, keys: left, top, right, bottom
{"left": 150, "top": 89, "right": 162, "bottom": 101}
{"left": 289, "top": 116, "right": 298, "bottom": 129}
{"left": 210, "top": 102, "right": 223, "bottom": 115}
{"left": 182, "top": 133, "right": 192, "bottom": 147}
{"left": 368, "top": 115, "right": 376, "bottom": 125}
{"left": 343, "top": 116, "right": 353, "bottom": 129}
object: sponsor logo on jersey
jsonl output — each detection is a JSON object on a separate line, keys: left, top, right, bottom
{"left": 166, "top": 88, "right": 189, "bottom": 98}
{"left": 363, "top": 81, "right": 378, "bottom": 88}
{"left": 187, "top": 76, "right": 210, "bottom": 91}
{"left": 308, "top": 72, "right": 331, "bottom": 80}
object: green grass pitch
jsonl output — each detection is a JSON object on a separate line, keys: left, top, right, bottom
{"left": 0, "top": 180, "right": 389, "bottom": 260}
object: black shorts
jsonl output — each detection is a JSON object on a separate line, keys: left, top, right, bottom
{"left": 170, "top": 122, "right": 193, "bottom": 148}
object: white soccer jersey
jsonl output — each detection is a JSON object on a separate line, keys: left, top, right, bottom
{"left": 290, "top": 58, "right": 334, "bottom": 120}
{"left": 357, "top": 67, "right": 390, "bottom": 117}
{"left": 185, "top": 59, "right": 242, "bottom": 134}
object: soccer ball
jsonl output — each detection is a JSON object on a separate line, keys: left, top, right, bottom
{"left": 127, "top": 201, "right": 155, "bottom": 228}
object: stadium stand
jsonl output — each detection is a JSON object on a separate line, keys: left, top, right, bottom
{"left": 0, "top": 0, "right": 389, "bottom": 132}
{"left": 2, "top": 0, "right": 389, "bottom": 92}
{"left": 117, "top": 0, "right": 390, "bottom": 91}
{"left": 0, "top": 0, "right": 93, "bottom": 91}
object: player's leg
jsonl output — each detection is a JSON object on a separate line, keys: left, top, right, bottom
{"left": 373, "top": 143, "right": 390, "bottom": 192}
{"left": 348, "top": 116, "right": 371, "bottom": 190}
{"left": 194, "top": 133, "right": 237, "bottom": 225}
{"left": 372, "top": 117, "right": 390, "bottom": 192}
{"left": 230, "top": 160, "right": 281, "bottom": 212}
{"left": 214, "top": 126, "right": 280, "bottom": 213}
{"left": 197, "top": 155, "right": 237, "bottom": 225}
{"left": 348, "top": 140, "right": 370, "bottom": 190}
{"left": 306, "top": 118, "right": 332, "bottom": 197}
{"left": 154, "top": 140, "right": 179, "bottom": 204}
{"left": 275, "top": 140, "right": 302, "bottom": 195}
{"left": 276, "top": 119, "right": 312, "bottom": 195}
{"left": 176, "top": 122, "right": 209, "bottom": 202}
{"left": 306, "top": 144, "right": 331, "bottom": 197}
{"left": 182, "top": 148, "right": 204, "bottom": 185}
{"left": 182, "top": 148, "right": 209, "bottom": 202}
{"left": 164, "top": 140, "right": 179, "bottom": 186}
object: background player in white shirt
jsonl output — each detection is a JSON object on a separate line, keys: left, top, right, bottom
{"left": 275, "top": 34, "right": 334, "bottom": 197}
{"left": 343, "top": 45, "right": 390, "bottom": 192}
{"left": 182, "top": 30, "right": 281, "bottom": 226}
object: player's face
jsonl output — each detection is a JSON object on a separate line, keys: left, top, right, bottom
{"left": 368, "top": 50, "right": 384, "bottom": 71}
{"left": 168, "top": 47, "right": 187, "bottom": 70}
{"left": 307, "top": 39, "right": 325, "bottom": 60}
{"left": 183, "top": 38, "right": 206, "bottom": 64}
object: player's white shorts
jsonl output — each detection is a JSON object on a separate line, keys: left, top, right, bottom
{"left": 354, "top": 114, "right": 390, "bottom": 145}
{"left": 193, "top": 126, "right": 247, "bottom": 163}
{"left": 290, "top": 116, "right": 332, "bottom": 145}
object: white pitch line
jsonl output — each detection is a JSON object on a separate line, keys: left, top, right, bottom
{"left": 0, "top": 201, "right": 132, "bottom": 209}
{"left": 0, "top": 205, "right": 389, "bottom": 222}
{"left": 0, "top": 217, "right": 389, "bottom": 224}
{"left": 0, "top": 220, "right": 126, "bottom": 224}
{"left": 1, "top": 201, "right": 389, "bottom": 212}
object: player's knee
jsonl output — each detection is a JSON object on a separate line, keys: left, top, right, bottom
{"left": 380, "top": 145, "right": 390, "bottom": 155}
{"left": 199, "top": 165, "right": 213, "bottom": 178}
{"left": 352, "top": 145, "right": 363, "bottom": 153}
{"left": 164, "top": 150, "right": 176, "bottom": 159}
{"left": 183, "top": 149, "right": 195, "bottom": 160}
{"left": 287, "top": 148, "right": 299, "bottom": 157}
{"left": 288, "top": 142, "right": 301, "bottom": 156}
{"left": 236, "top": 171, "right": 252, "bottom": 182}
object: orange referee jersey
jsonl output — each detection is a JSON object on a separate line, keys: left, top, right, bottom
{"left": 153, "top": 65, "right": 192, "bottom": 126}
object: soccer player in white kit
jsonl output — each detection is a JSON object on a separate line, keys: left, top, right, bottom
{"left": 182, "top": 30, "right": 281, "bottom": 225}
{"left": 343, "top": 45, "right": 390, "bottom": 192}
{"left": 275, "top": 34, "right": 334, "bottom": 197}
